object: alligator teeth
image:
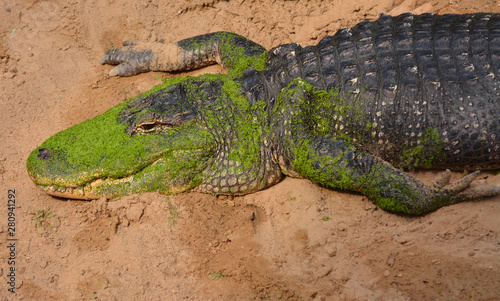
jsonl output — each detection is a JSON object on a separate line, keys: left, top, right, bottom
{"left": 39, "top": 185, "right": 80, "bottom": 195}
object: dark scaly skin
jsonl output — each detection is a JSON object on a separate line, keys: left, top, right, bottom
{"left": 266, "top": 13, "right": 500, "bottom": 170}
{"left": 27, "top": 13, "right": 500, "bottom": 214}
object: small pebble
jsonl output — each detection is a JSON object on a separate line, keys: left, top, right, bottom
{"left": 40, "top": 261, "right": 48, "bottom": 268}
{"left": 386, "top": 253, "right": 395, "bottom": 267}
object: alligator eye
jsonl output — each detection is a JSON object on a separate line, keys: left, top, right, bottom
{"left": 140, "top": 123, "right": 156, "bottom": 132}
{"left": 133, "top": 122, "right": 173, "bottom": 135}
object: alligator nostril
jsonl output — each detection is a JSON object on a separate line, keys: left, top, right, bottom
{"left": 37, "top": 148, "right": 51, "bottom": 160}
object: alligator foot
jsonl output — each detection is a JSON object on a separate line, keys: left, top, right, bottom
{"left": 100, "top": 40, "right": 183, "bottom": 76}
{"left": 100, "top": 32, "right": 267, "bottom": 76}
{"left": 431, "top": 170, "right": 500, "bottom": 204}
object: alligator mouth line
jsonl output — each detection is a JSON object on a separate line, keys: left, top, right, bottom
{"left": 37, "top": 175, "right": 135, "bottom": 200}
{"left": 31, "top": 148, "right": 178, "bottom": 199}
{"left": 31, "top": 145, "right": 208, "bottom": 199}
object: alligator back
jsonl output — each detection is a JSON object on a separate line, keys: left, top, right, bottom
{"left": 265, "top": 13, "right": 500, "bottom": 170}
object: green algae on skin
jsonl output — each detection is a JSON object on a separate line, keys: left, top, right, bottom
{"left": 218, "top": 78, "right": 267, "bottom": 170}
{"left": 176, "top": 71, "right": 269, "bottom": 174}
{"left": 399, "top": 127, "right": 446, "bottom": 170}
{"left": 291, "top": 139, "right": 422, "bottom": 214}
{"left": 274, "top": 79, "right": 433, "bottom": 215}
{"left": 87, "top": 147, "right": 211, "bottom": 197}
{"left": 26, "top": 63, "right": 274, "bottom": 198}
{"left": 26, "top": 76, "right": 214, "bottom": 192}
{"left": 276, "top": 79, "right": 376, "bottom": 144}
{"left": 29, "top": 22, "right": 498, "bottom": 213}
{"left": 178, "top": 31, "right": 268, "bottom": 77}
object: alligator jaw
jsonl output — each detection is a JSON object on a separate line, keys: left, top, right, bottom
{"left": 42, "top": 187, "right": 94, "bottom": 200}
{"left": 37, "top": 184, "right": 104, "bottom": 200}
{"left": 37, "top": 184, "right": 91, "bottom": 200}
{"left": 36, "top": 175, "right": 135, "bottom": 200}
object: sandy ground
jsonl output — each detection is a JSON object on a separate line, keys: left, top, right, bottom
{"left": 1, "top": 0, "right": 500, "bottom": 300}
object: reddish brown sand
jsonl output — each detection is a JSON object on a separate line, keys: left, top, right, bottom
{"left": 1, "top": 0, "right": 500, "bottom": 300}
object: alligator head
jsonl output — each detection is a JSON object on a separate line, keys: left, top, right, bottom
{"left": 27, "top": 77, "right": 220, "bottom": 199}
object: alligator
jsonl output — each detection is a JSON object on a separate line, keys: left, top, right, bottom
{"left": 27, "top": 13, "right": 500, "bottom": 215}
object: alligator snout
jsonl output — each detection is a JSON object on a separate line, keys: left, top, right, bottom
{"left": 37, "top": 148, "right": 51, "bottom": 160}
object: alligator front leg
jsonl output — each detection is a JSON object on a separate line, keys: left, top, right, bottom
{"left": 100, "top": 31, "right": 267, "bottom": 76}
{"left": 288, "top": 136, "right": 500, "bottom": 215}
{"left": 274, "top": 79, "right": 500, "bottom": 215}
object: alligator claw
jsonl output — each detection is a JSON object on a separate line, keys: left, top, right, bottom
{"left": 428, "top": 170, "right": 499, "bottom": 206}
{"left": 107, "top": 62, "right": 144, "bottom": 77}
{"left": 430, "top": 169, "right": 452, "bottom": 189}
{"left": 100, "top": 41, "right": 156, "bottom": 76}
{"left": 445, "top": 170, "right": 480, "bottom": 195}
{"left": 108, "top": 67, "right": 121, "bottom": 77}
{"left": 450, "top": 182, "right": 500, "bottom": 203}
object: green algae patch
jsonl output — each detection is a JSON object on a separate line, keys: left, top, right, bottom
{"left": 288, "top": 131, "right": 430, "bottom": 214}
{"left": 154, "top": 73, "right": 226, "bottom": 96}
{"left": 178, "top": 31, "right": 268, "bottom": 77}
{"left": 87, "top": 146, "right": 211, "bottom": 197}
{"left": 274, "top": 78, "right": 372, "bottom": 141}
{"left": 399, "top": 127, "right": 446, "bottom": 170}
{"left": 222, "top": 78, "right": 250, "bottom": 111}
{"left": 27, "top": 101, "right": 133, "bottom": 185}
{"left": 291, "top": 141, "right": 421, "bottom": 214}
{"left": 292, "top": 140, "right": 356, "bottom": 191}
{"left": 221, "top": 78, "right": 268, "bottom": 170}
{"left": 225, "top": 50, "right": 267, "bottom": 76}
{"left": 368, "top": 195, "right": 413, "bottom": 214}
{"left": 355, "top": 170, "right": 418, "bottom": 214}
{"left": 293, "top": 79, "right": 336, "bottom": 136}
{"left": 27, "top": 78, "right": 214, "bottom": 193}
